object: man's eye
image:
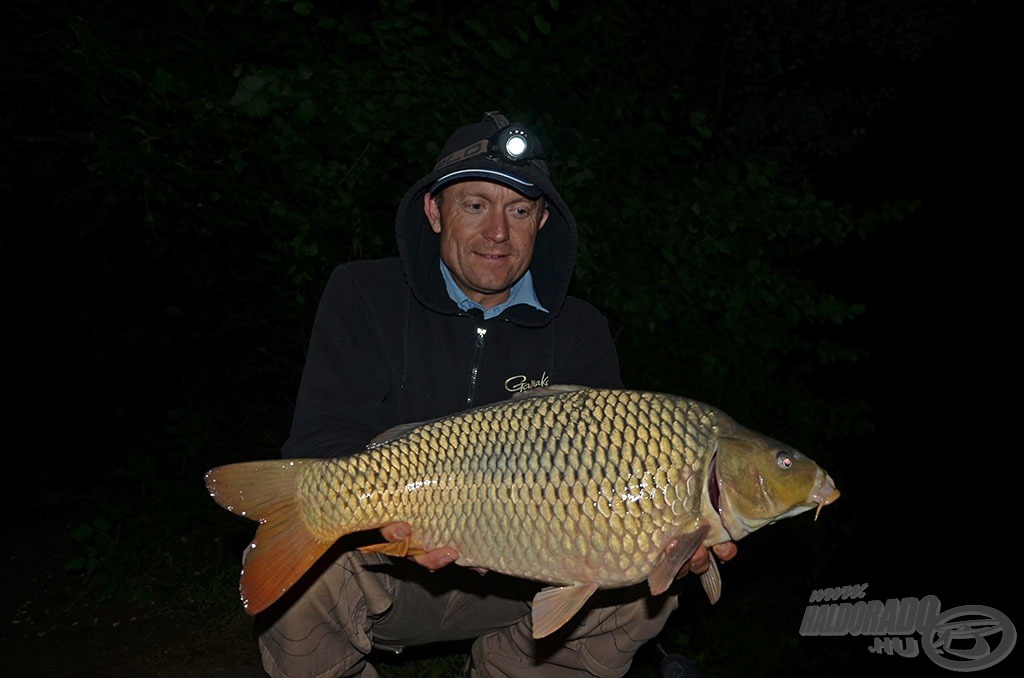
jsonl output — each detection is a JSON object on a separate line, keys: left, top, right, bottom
{"left": 464, "top": 202, "right": 483, "bottom": 212}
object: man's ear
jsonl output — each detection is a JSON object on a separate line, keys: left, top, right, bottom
{"left": 424, "top": 193, "right": 442, "bottom": 234}
{"left": 538, "top": 206, "right": 549, "bottom": 231}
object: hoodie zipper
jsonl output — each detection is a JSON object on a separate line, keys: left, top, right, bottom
{"left": 466, "top": 324, "right": 487, "bottom": 407}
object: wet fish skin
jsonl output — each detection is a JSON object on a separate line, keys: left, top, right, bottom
{"left": 205, "top": 385, "right": 839, "bottom": 638}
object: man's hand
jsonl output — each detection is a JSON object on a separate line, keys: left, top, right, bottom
{"left": 676, "top": 542, "right": 738, "bottom": 579}
{"left": 379, "top": 522, "right": 459, "bottom": 571}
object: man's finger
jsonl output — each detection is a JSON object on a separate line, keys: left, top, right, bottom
{"left": 712, "top": 542, "right": 738, "bottom": 562}
{"left": 687, "top": 546, "right": 711, "bottom": 576}
{"left": 379, "top": 523, "right": 459, "bottom": 570}
{"left": 671, "top": 543, "right": 710, "bottom": 579}
{"left": 380, "top": 522, "right": 412, "bottom": 542}
{"left": 412, "top": 548, "right": 458, "bottom": 571}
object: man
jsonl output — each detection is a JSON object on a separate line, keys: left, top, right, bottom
{"left": 259, "top": 112, "right": 736, "bottom": 677}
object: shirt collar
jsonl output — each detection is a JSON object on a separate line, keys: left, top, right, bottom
{"left": 440, "top": 261, "right": 549, "bottom": 320}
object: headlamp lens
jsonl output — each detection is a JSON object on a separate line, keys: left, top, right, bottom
{"left": 504, "top": 135, "right": 528, "bottom": 157}
{"left": 494, "top": 126, "right": 533, "bottom": 162}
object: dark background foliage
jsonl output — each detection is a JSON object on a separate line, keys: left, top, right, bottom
{"left": 3, "top": 0, "right": 1017, "bottom": 675}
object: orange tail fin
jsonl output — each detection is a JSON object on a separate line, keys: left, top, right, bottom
{"left": 204, "top": 460, "right": 334, "bottom": 615}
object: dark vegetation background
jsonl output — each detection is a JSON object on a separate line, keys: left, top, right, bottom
{"left": 3, "top": 0, "right": 1017, "bottom": 675}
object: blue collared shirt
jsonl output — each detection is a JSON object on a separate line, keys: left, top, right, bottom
{"left": 440, "top": 261, "right": 549, "bottom": 319}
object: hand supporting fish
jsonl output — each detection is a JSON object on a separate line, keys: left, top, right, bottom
{"left": 674, "top": 541, "right": 738, "bottom": 579}
{"left": 378, "top": 521, "right": 459, "bottom": 571}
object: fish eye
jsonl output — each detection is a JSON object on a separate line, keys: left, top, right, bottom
{"left": 776, "top": 450, "right": 795, "bottom": 469}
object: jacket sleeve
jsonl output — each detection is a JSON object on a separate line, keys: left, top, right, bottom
{"left": 280, "top": 265, "right": 394, "bottom": 459}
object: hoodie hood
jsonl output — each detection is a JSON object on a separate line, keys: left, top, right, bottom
{"left": 394, "top": 112, "right": 578, "bottom": 327}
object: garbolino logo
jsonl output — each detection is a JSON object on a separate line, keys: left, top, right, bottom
{"left": 800, "top": 583, "right": 1016, "bottom": 672}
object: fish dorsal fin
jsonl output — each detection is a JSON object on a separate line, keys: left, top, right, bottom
{"left": 530, "top": 582, "right": 600, "bottom": 639}
{"left": 370, "top": 386, "right": 591, "bottom": 446}
{"left": 700, "top": 556, "right": 723, "bottom": 604}
{"left": 647, "top": 525, "right": 709, "bottom": 596}
{"left": 511, "top": 384, "right": 588, "bottom": 401}
{"left": 367, "top": 420, "right": 426, "bottom": 448}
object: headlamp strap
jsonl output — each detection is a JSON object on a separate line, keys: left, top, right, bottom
{"left": 434, "top": 139, "right": 492, "bottom": 171}
{"left": 484, "top": 111, "right": 510, "bottom": 128}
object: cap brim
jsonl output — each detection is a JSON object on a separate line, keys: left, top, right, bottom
{"left": 429, "top": 168, "right": 543, "bottom": 199}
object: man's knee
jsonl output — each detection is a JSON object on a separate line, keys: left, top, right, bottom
{"left": 569, "top": 592, "right": 679, "bottom": 676}
{"left": 258, "top": 550, "right": 395, "bottom": 677}
{"left": 470, "top": 590, "right": 679, "bottom": 678}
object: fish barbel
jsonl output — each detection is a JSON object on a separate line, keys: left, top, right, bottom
{"left": 205, "top": 385, "right": 840, "bottom": 638}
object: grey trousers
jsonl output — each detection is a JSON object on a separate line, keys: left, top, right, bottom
{"left": 258, "top": 550, "right": 679, "bottom": 678}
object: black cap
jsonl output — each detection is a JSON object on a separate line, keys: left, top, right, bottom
{"left": 426, "top": 112, "right": 550, "bottom": 199}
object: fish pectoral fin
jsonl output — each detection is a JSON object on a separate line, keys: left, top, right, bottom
{"left": 357, "top": 537, "right": 429, "bottom": 558}
{"left": 647, "top": 526, "right": 709, "bottom": 596}
{"left": 700, "top": 556, "right": 722, "bottom": 604}
{"left": 530, "top": 582, "right": 600, "bottom": 639}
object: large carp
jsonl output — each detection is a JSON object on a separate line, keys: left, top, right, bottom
{"left": 205, "top": 385, "right": 840, "bottom": 638}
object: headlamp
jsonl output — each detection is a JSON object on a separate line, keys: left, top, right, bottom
{"left": 433, "top": 112, "right": 548, "bottom": 173}
{"left": 491, "top": 124, "right": 534, "bottom": 163}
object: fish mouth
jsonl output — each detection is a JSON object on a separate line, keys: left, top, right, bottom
{"left": 812, "top": 473, "right": 841, "bottom": 520}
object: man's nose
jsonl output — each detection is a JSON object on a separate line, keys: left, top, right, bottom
{"left": 483, "top": 210, "right": 509, "bottom": 242}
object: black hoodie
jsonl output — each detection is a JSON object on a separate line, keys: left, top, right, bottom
{"left": 282, "top": 114, "right": 622, "bottom": 459}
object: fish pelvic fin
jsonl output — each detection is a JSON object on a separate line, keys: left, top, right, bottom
{"left": 647, "top": 525, "right": 709, "bottom": 596}
{"left": 204, "top": 460, "right": 333, "bottom": 616}
{"left": 531, "top": 582, "right": 600, "bottom": 639}
{"left": 358, "top": 537, "right": 429, "bottom": 558}
{"left": 700, "top": 556, "right": 722, "bottom": 604}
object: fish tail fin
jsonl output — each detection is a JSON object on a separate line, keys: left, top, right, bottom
{"left": 205, "top": 460, "right": 333, "bottom": 615}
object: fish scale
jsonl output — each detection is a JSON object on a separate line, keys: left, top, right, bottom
{"left": 205, "top": 384, "right": 840, "bottom": 638}
{"left": 294, "top": 388, "right": 702, "bottom": 586}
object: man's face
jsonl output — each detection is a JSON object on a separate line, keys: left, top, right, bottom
{"left": 424, "top": 180, "right": 549, "bottom": 309}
